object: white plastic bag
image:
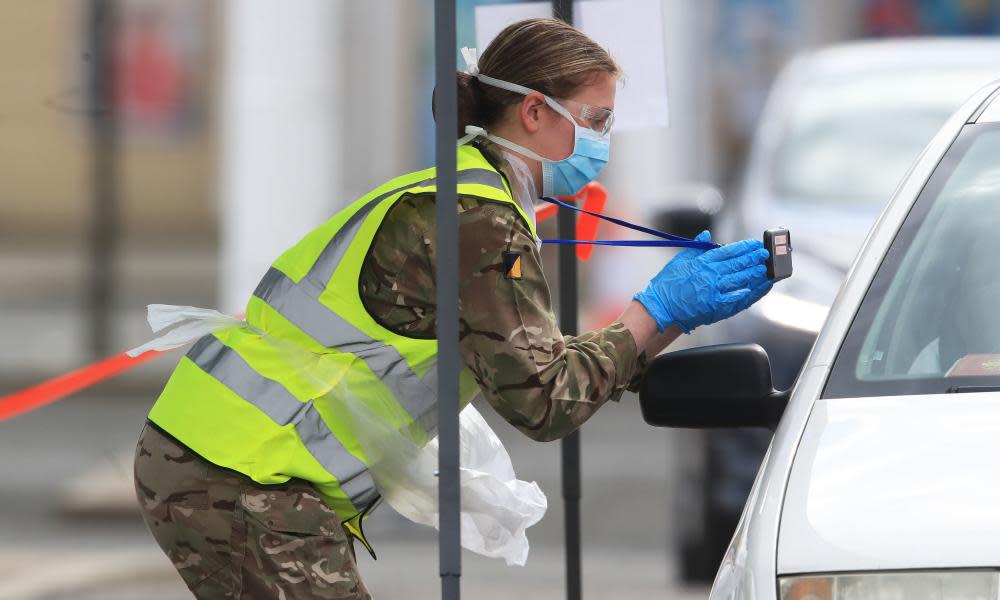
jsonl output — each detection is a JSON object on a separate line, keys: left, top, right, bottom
{"left": 133, "top": 304, "right": 548, "bottom": 566}
{"left": 312, "top": 369, "right": 548, "bottom": 567}
{"left": 367, "top": 403, "right": 547, "bottom": 566}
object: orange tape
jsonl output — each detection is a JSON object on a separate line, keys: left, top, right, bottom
{"left": 574, "top": 182, "right": 607, "bottom": 262}
{"left": 533, "top": 182, "right": 608, "bottom": 261}
{"left": 535, "top": 202, "right": 559, "bottom": 222}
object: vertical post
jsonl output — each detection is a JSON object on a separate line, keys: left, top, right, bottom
{"left": 552, "top": 2, "right": 582, "bottom": 600}
{"left": 87, "top": 0, "right": 118, "bottom": 358}
{"left": 434, "top": 1, "right": 461, "bottom": 600}
{"left": 562, "top": 429, "right": 582, "bottom": 600}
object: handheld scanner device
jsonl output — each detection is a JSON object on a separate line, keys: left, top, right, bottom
{"left": 764, "top": 229, "right": 792, "bottom": 281}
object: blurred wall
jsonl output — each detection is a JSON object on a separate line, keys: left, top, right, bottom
{"left": 342, "top": 0, "right": 430, "bottom": 201}
{"left": 217, "top": 0, "right": 429, "bottom": 312}
{"left": 217, "top": 0, "right": 346, "bottom": 312}
{"left": 0, "top": 0, "right": 219, "bottom": 242}
{"left": 0, "top": 3, "right": 91, "bottom": 239}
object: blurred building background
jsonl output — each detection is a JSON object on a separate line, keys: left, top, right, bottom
{"left": 1, "top": 0, "right": 999, "bottom": 597}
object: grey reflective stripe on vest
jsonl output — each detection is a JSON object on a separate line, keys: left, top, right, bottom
{"left": 185, "top": 336, "right": 376, "bottom": 509}
{"left": 253, "top": 267, "right": 438, "bottom": 431}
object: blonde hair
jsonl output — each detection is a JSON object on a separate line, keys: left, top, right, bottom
{"left": 454, "top": 18, "right": 620, "bottom": 137}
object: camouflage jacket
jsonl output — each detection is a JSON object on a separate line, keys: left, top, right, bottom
{"left": 359, "top": 166, "right": 647, "bottom": 442}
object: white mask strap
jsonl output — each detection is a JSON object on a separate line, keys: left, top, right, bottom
{"left": 457, "top": 126, "right": 548, "bottom": 165}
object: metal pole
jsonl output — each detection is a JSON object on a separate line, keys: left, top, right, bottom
{"left": 87, "top": 0, "right": 119, "bottom": 358}
{"left": 551, "top": 2, "right": 582, "bottom": 600}
{"left": 434, "top": 1, "right": 461, "bottom": 599}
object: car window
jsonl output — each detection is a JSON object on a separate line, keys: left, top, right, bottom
{"left": 825, "top": 124, "right": 1000, "bottom": 398}
{"left": 771, "top": 70, "right": 994, "bottom": 206}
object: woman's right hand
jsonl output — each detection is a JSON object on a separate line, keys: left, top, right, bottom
{"left": 634, "top": 232, "right": 772, "bottom": 333}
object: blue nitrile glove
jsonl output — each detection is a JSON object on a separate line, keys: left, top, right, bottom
{"left": 634, "top": 234, "right": 772, "bottom": 333}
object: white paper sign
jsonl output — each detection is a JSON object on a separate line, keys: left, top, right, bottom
{"left": 577, "top": 0, "right": 669, "bottom": 130}
{"left": 473, "top": 0, "right": 669, "bottom": 131}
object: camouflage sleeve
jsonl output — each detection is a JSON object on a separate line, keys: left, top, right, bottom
{"left": 455, "top": 201, "right": 647, "bottom": 442}
{"left": 360, "top": 194, "right": 647, "bottom": 441}
{"left": 569, "top": 329, "right": 649, "bottom": 395}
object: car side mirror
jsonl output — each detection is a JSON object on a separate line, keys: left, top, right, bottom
{"left": 651, "top": 183, "right": 724, "bottom": 240}
{"left": 640, "top": 344, "right": 789, "bottom": 430}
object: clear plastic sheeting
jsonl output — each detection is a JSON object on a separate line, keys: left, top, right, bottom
{"left": 126, "top": 304, "right": 245, "bottom": 357}
{"left": 132, "top": 304, "right": 548, "bottom": 566}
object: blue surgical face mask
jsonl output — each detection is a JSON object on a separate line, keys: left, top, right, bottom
{"left": 538, "top": 113, "right": 611, "bottom": 198}
{"left": 458, "top": 72, "right": 611, "bottom": 198}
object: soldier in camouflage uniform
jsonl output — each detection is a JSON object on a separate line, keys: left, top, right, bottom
{"left": 133, "top": 140, "right": 645, "bottom": 598}
{"left": 135, "top": 18, "right": 771, "bottom": 599}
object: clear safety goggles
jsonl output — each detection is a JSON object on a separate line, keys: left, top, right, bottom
{"left": 553, "top": 97, "right": 615, "bottom": 136}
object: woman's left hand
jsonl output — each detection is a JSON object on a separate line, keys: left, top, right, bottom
{"left": 634, "top": 235, "right": 773, "bottom": 333}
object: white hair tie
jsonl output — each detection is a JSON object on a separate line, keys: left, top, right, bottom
{"left": 461, "top": 46, "right": 479, "bottom": 76}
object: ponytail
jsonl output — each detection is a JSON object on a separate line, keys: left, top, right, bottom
{"left": 456, "top": 71, "right": 480, "bottom": 138}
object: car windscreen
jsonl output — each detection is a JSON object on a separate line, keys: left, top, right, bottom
{"left": 825, "top": 123, "right": 1000, "bottom": 398}
{"left": 771, "top": 70, "right": 995, "bottom": 207}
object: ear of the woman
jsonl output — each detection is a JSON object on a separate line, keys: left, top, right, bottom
{"left": 519, "top": 92, "right": 549, "bottom": 134}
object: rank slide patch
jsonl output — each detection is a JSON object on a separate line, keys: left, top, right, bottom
{"left": 503, "top": 251, "right": 522, "bottom": 280}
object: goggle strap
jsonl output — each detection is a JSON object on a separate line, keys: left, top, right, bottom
{"left": 474, "top": 73, "right": 577, "bottom": 122}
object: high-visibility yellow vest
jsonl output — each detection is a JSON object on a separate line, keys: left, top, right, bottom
{"left": 148, "top": 144, "right": 536, "bottom": 533}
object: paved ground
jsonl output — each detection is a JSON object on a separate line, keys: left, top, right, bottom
{"left": 0, "top": 385, "right": 710, "bottom": 599}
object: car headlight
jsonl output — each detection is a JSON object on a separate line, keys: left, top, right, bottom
{"left": 780, "top": 571, "right": 999, "bottom": 600}
{"left": 755, "top": 290, "right": 829, "bottom": 334}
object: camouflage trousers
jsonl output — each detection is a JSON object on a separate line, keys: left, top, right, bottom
{"left": 133, "top": 423, "right": 372, "bottom": 599}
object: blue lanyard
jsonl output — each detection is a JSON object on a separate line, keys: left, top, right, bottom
{"left": 540, "top": 196, "right": 721, "bottom": 250}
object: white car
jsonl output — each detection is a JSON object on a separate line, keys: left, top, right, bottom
{"left": 643, "top": 78, "right": 1000, "bottom": 599}
{"left": 668, "top": 41, "right": 1000, "bottom": 583}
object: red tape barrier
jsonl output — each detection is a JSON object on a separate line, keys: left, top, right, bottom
{"left": 0, "top": 349, "right": 165, "bottom": 422}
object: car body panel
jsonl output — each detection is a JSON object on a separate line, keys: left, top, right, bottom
{"left": 972, "top": 88, "right": 1000, "bottom": 123}
{"left": 710, "top": 364, "right": 828, "bottom": 600}
{"left": 779, "top": 393, "right": 1000, "bottom": 574}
